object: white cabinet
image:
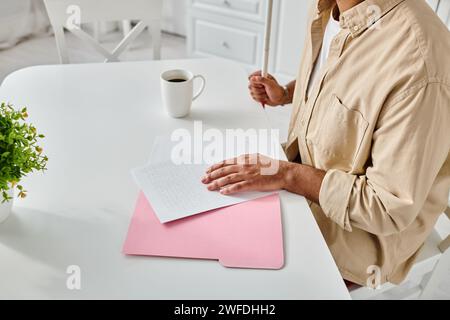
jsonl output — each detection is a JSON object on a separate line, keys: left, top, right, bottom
{"left": 195, "top": 20, "right": 259, "bottom": 64}
{"left": 188, "top": 0, "right": 313, "bottom": 82}
{"left": 188, "top": 0, "right": 269, "bottom": 71}
{"left": 194, "top": 0, "right": 266, "bottom": 20}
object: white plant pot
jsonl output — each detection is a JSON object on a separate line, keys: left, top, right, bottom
{"left": 0, "top": 189, "right": 13, "bottom": 224}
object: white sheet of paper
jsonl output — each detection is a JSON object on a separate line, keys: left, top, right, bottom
{"left": 132, "top": 162, "right": 273, "bottom": 223}
{"left": 133, "top": 134, "right": 284, "bottom": 223}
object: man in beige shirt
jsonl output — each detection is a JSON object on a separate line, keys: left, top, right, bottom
{"left": 202, "top": 0, "right": 450, "bottom": 286}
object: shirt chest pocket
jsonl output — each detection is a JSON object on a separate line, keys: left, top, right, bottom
{"left": 308, "top": 95, "right": 369, "bottom": 167}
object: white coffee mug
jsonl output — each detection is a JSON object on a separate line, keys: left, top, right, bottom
{"left": 161, "top": 69, "right": 206, "bottom": 118}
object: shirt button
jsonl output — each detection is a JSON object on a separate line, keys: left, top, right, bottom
{"left": 353, "top": 25, "right": 359, "bottom": 31}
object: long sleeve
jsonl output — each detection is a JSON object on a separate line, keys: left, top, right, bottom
{"left": 319, "top": 82, "right": 450, "bottom": 236}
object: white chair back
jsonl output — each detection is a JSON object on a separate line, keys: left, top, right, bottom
{"left": 44, "top": 0, "right": 163, "bottom": 64}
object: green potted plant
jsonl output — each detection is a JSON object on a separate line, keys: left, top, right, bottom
{"left": 0, "top": 103, "right": 48, "bottom": 223}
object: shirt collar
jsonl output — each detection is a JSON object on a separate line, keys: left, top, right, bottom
{"left": 317, "top": 0, "right": 406, "bottom": 37}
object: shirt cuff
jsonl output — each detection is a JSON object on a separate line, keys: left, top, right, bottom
{"left": 319, "top": 169, "right": 357, "bottom": 232}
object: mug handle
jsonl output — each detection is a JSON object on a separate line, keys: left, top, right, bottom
{"left": 192, "top": 75, "right": 206, "bottom": 101}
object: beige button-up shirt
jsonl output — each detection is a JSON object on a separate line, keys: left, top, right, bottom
{"left": 285, "top": 0, "right": 450, "bottom": 285}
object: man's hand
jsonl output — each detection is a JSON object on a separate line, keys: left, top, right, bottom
{"left": 202, "top": 154, "right": 327, "bottom": 204}
{"left": 201, "top": 154, "right": 289, "bottom": 195}
{"left": 248, "top": 71, "right": 288, "bottom": 106}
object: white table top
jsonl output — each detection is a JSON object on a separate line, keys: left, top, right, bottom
{"left": 0, "top": 58, "right": 350, "bottom": 299}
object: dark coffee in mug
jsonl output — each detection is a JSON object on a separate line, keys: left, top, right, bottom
{"left": 168, "top": 78, "right": 187, "bottom": 83}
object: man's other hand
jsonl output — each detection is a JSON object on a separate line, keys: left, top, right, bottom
{"left": 248, "top": 71, "right": 286, "bottom": 106}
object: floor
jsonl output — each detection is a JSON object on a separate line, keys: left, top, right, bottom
{"left": 0, "top": 30, "right": 449, "bottom": 300}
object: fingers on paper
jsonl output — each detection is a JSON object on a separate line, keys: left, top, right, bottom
{"left": 220, "top": 181, "right": 253, "bottom": 195}
{"left": 207, "top": 173, "right": 246, "bottom": 191}
{"left": 206, "top": 158, "right": 235, "bottom": 174}
{"left": 202, "top": 164, "right": 240, "bottom": 184}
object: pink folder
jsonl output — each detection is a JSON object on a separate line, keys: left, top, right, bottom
{"left": 123, "top": 192, "right": 284, "bottom": 269}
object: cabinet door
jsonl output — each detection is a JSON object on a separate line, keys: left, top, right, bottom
{"left": 272, "top": 0, "right": 313, "bottom": 82}
{"left": 193, "top": 18, "right": 260, "bottom": 65}
{"left": 193, "top": 0, "right": 267, "bottom": 22}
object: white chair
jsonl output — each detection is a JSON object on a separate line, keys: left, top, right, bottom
{"left": 44, "top": 0, "right": 163, "bottom": 64}
{"left": 350, "top": 205, "right": 450, "bottom": 300}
